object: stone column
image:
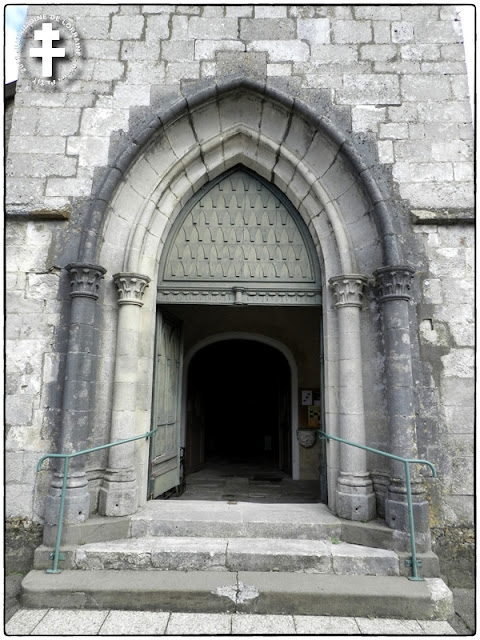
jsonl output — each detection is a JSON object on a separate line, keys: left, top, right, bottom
{"left": 98, "top": 273, "right": 150, "bottom": 516}
{"left": 45, "top": 263, "right": 106, "bottom": 526}
{"left": 374, "top": 266, "right": 430, "bottom": 541}
{"left": 329, "top": 275, "right": 376, "bottom": 521}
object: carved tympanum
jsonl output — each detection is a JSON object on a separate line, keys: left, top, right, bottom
{"left": 163, "top": 170, "right": 315, "bottom": 282}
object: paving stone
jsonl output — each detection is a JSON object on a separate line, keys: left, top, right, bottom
{"left": 294, "top": 615, "right": 361, "bottom": 634}
{"left": 166, "top": 612, "right": 231, "bottom": 635}
{"left": 355, "top": 617, "right": 425, "bottom": 634}
{"left": 5, "top": 609, "right": 49, "bottom": 635}
{"left": 32, "top": 609, "right": 109, "bottom": 635}
{"left": 231, "top": 613, "right": 296, "bottom": 634}
{"left": 99, "top": 610, "right": 170, "bottom": 635}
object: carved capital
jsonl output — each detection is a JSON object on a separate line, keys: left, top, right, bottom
{"left": 374, "top": 266, "right": 415, "bottom": 302}
{"left": 113, "top": 273, "right": 151, "bottom": 306}
{"left": 329, "top": 274, "right": 368, "bottom": 308}
{"left": 66, "top": 263, "right": 107, "bottom": 300}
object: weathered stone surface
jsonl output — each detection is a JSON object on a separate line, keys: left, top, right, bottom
{"left": 4, "top": 3, "right": 475, "bottom": 590}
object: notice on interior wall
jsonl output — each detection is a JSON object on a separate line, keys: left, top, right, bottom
{"left": 308, "top": 406, "right": 321, "bottom": 427}
{"left": 301, "top": 390, "right": 312, "bottom": 405}
{"left": 313, "top": 391, "right": 321, "bottom": 407}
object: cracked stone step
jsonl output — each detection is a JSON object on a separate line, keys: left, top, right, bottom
{"left": 34, "top": 537, "right": 399, "bottom": 575}
{"left": 21, "top": 570, "right": 454, "bottom": 619}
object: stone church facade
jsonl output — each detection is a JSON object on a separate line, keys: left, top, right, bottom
{"left": 6, "top": 4, "right": 473, "bottom": 587}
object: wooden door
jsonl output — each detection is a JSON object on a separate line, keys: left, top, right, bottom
{"left": 150, "top": 309, "right": 183, "bottom": 498}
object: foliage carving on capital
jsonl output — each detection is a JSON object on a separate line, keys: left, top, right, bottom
{"left": 113, "top": 273, "right": 151, "bottom": 306}
{"left": 374, "top": 266, "right": 415, "bottom": 302}
{"left": 66, "top": 263, "right": 107, "bottom": 300}
{"left": 329, "top": 274, "right": 368, "bottom": 308}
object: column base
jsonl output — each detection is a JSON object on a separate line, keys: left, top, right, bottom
{"left": 385, "top": 485, "right": 431, "bottom": 537}
{"left": 44, "top": 476, "right": 90, "bottom": 526}
{"left": 98, "top": 474, "right": 137, "bottom": 517}
{"left": 336, "top": 473, "right": 376, "bottom": 521}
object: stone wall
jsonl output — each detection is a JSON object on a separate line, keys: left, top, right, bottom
{"left": 5, "top": 5, "right": 474, "bottom": 584}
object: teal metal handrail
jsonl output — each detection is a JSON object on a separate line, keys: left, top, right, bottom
{"left": 37, "top": 428, "right": 158, "bottom": 574}
{"left": 317, "top": 429, "right": 437, "bottom": 581}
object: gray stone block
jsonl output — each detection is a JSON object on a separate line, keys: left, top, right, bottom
{"left": 240, "top": 19, "right": 295, "bottom": 41}
{"left": 188, "top": 17, "right": 238, "bottom": 40}
{"left": 227, "top": 538, "right": 331, "bottom": 573}
{"left": 247, "top": 40, "right": 310, "bottom": 63}
{"left": 332, "top": 20, "right": 372, "bottom": 44}
{"left": 337, "top": 74, "right": 399, "bottom": 104}
{"left": 151, "top": 537, "right": 228, "bottom": 570}
{"left": 110, "top": 15, "right": 145, "bottom": 40}
{"left": 401, "top": 75, "right": 451, "bottom": 102}
{"left": 331, "top": 543, "right": 399, "bottom": 576}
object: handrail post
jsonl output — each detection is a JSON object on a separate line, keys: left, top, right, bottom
{"left": 37, "top": 428, "right": 158, "bottom": 573}
{"left": 317, "top": 430, "right": 437, "bottom": 581}
{"left": 404, "top": 461, "right": 422, "bottom": 581}
{"left": 47, "top": 456, "right": 69, "bottom": 574}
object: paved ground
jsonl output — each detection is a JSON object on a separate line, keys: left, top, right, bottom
{"left": 5, "top": 608, "right": 458, "bottom": 636}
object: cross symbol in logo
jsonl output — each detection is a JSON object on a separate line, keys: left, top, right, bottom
{"left": 29, "top": 22, "right": 66, "bottom": 78}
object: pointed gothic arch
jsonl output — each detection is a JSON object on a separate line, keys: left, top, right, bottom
{"left": 93, "top": 86, "right": 383, "bottom": 516}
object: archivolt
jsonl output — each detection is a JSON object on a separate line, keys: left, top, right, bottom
{"left": 93, "top": 80, "right": 395, "bottom": 280}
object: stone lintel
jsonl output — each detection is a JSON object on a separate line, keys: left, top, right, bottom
{"left": 329, "top": 274, "right": 368, "bottom": 308}
{"left": 6, "top": 206, "right": 72, "bottom": 220}
{"left": 157, "top": 286, "right": 322, "bottom": 306}
{"left": 66, "top": 263, "right": 107, "bottom": 300}
{"left": 411, "top": 208, "right": 474, "bottom": 225}
{"left": 114, "top": 272, "right": 151, "bottom": 306}
{"left": 374, "top": 265, "right": 415, "bottom": 302}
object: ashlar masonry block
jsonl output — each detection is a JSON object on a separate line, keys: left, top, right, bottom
{"left": 310, "top": 45, "right": 358, "bottom": 63}
{"left": 247, "top": 40, "right": 310, "bottom": 63}
{"left": 332, "top": 20, "right": 372, "bottom": 44}
{"left": 240, "top": 19, "right": 295, "bottom": 41}
{"left": 337, "top": 74, "right": 399, "bottom": 105}
{"left": 415, "top": 20, "right": 463, "bottom": 44}
{"left": 188, "top": 17, "right": 238, "bottom": 40}
{"left": 352, "top": 106, "right": 386, "bottom": 132}
{"left": 194, "top": 40, "right": 244, "bottom": 61}
{"left": 401, "top": 75, "right": 451, "bottom": 102}
{"left": 162, "top": 40, "right": 195, "bottom": 62}
{"left": 80, "top": 108, "right": 130, "bottom": 136}
{"left": 145, "top": 14, "right": 170, "bottom": 40}
{"left": 391, "top": 22, "right": 414, "bottom": 43}
{"left": 110, "top": 14, "right": 145, "bottom": 40}
{"left": 297, "top": 19, "right": 331, "bottom": 45}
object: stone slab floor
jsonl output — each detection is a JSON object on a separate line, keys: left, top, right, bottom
{"left": 168, "top": 458, "right": 321, "bottom": 503}
{"left": 5, "top": 609, "right": 457, "bottom": 635}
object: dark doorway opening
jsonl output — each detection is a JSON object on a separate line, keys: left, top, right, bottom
{"left": 186, "top": 340, "right": 291, "bottom": 476}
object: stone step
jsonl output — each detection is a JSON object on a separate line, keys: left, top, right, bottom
{"left": 129, "top": 500, "right": 343, "bottom": 540}
{"left": 34, "top": 537, "right": 400, "bottom": 575}
{"left": 21, "top": 570, "right": 454, "bottom": 620}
